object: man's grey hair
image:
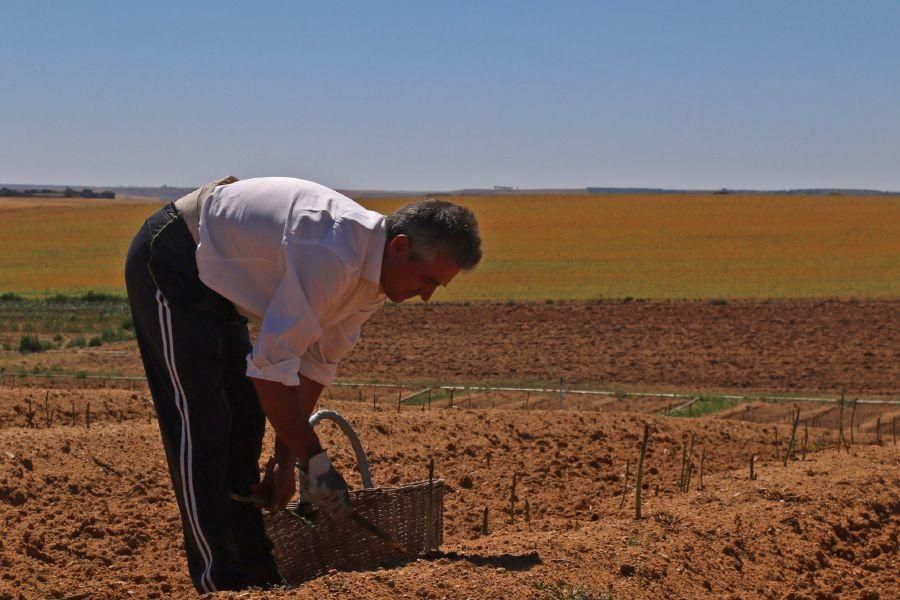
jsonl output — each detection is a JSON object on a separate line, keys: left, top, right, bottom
{"left": 385, "top": 199, "right": 482, "bottom": 270}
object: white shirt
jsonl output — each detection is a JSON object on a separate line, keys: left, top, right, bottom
{"left": 194, "top": 177, "right": 387, "bottom": 387}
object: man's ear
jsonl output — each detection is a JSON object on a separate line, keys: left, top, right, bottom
{"left": 388, "top": 234, "right": 411, "bottom": 258}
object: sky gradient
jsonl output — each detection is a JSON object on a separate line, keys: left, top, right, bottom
{"left": 2, "top": 1, "right": 899, "bottom": 191}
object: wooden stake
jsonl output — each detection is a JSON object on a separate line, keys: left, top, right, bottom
{"left": 426, "top": 457, "right": 435, "bottom": 550}
{"left": 875, "top": 416, "right": 882, "bottom": 446}
{"left": 481, "top": 507, "right": 489, "bottom": 536}
{"left": 837, "top": 391, "right": 848, "bottom": 452}
{"left": 684, "top": 433, "right": 695, "bottom": 492}
{"left": 783, "top": 405, "right": 800, "bottom": 467}
{"left": 773, "top": 427, "right": 780, "bottom": 458}
{"left": 849, "top": 398, "right": 858, "bottom": 445}
{"left": 86, "top": 402, "right": 91, "bottom": 429}
{"left": 635, "top": 422, "right": 650, "bottom": 520}
{"left": 802, "top": 422, "right": 808, "bottom": 461}
{"left": 44, "top": 392, "right": 51, "bottom": 428}
{"left": 892, "top": 416, "right": 896, "bottom": 446}
{"left": 509, "top": 472, "right": 518, "bottom": 524}
{"left": 749, "top": 455, "right": 756, "bottom": 481}
{"left": 699, "top": 448, "right": 706, "bottom": 491}
{"left": 25, "top": 398, "right": 35, "bottom": 428}
{"left": 525, "top": 499, "right": 531, "bottom": 530}
{"left": 619, "top": 459, "right": 631, "bottom": 510}
{"left": 449, "top": 388, "right": 454, "bottom": 408}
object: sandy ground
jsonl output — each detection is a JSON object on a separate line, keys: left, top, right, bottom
{"left": 0, "top": 402, "right": 897, "bottom": 600}
{"left": 0, "top": 299, "right": 898, "bottom": 599}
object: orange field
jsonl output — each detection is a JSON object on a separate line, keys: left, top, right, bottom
{"left": 1, "top": 193, "right": 898, "bottom": 300}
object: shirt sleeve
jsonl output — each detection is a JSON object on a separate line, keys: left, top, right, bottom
{"left": 299, "top": 302, "right": 382, "bottom": 385}
{"left": 245, "top": 243, "right": 351, "bottom": 386}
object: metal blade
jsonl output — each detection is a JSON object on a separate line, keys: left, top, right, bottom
{"left": 349, "top": 511, "right": 411, "bottom": 556}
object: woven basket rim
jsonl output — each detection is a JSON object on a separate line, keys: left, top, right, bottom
{"left": 349, "top": 478, "right": 445, "bottom": 493}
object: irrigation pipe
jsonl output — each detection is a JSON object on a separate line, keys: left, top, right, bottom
{"left": 4, "top": 371, "right": 899, "bottom": 405}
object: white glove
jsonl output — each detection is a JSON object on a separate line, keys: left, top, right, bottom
{"left": 298, "top": 450, "right": 352, "bottom": 522}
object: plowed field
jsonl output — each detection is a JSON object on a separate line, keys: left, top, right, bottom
{"left": 0, "top": 299, "right": 897, "bottom": 599}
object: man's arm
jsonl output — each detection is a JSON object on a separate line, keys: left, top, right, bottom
{"left": 251, "top": 374, "right": 353, "bottom": 519}
{"left": 251, "top": 374, "right": 323, "bottom": 469}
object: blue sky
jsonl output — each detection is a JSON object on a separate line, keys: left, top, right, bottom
{"left": 2, "top": 1, "right": 898, "bottom": 190}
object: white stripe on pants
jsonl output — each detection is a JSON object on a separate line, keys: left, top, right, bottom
{"left": 157, "top": 290, "right": 217, "bottom": 593}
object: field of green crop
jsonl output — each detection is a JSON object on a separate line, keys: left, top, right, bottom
{"left": 1, "top": 193, "right": 898, "bottom": 302}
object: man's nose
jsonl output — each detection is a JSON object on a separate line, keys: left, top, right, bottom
{"left": 419, "top": 285, "right": 436, "bottom": 302}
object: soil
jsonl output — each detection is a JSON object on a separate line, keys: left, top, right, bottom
{"left": 4, "top": 299, "right": 898, "bottom": 397}
{"left": 0, "top": 299, "right": 897, "bottom": 599}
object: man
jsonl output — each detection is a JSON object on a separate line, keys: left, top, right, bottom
{"left": 124, "top": 176, "right": 482, "bottom": 592}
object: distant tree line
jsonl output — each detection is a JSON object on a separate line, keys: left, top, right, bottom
{"left": 0, "top": 187, "right": 115, "bottom": 199}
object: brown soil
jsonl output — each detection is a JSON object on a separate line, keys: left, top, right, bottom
{"left": 0, "top": 403, "right": 897, "bottom": 599}
{"left": 4, "top": 299, "right": 899, "bottom": 398}
{"left": 0, "top": 299, "right": 898, "bottom": 599}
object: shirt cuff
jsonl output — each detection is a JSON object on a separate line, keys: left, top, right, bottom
{"left": 245, "top": 354, "right": 301, "bottom": 387}
{"left": 298, "top": 354, "right": 338, "bottom": 387}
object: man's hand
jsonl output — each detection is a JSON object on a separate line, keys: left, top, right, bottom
{"left": 298, "top": 450, "right": 352, "bottom": 521}
{"left": 251, "top": 456, "right": 297, "bottom": 512}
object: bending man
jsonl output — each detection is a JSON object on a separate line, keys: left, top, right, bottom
{"left": 124, "top": 176, "right": 482, "bottom": 591}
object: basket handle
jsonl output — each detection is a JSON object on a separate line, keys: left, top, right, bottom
{"left": 309, "top": 409, "right": 375, "bottom": 489}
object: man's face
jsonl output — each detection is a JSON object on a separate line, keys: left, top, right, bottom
{"left": 380, "top": 235, "right": 461, "bottom": 302}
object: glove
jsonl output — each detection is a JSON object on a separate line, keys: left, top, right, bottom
{"left": 298, "top": 450, "right": 352, "bottom": 522}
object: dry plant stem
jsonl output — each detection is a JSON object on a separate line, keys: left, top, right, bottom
{"left": 875, "top": 416, "right": 882, "bottom": 446}
{"left": 802, "top": 422, "right": 808, "bottom": 461}
{"left": 525, "top": 499, "right": 531, "bottom": 530}
{"left": 783, "top": 405, "right": 800, "bottom": 467}
{"left": 634, "top": 422, "right": 650, "bottom": 520}
{"left": 893, "top": 417, "right": 896, "bottom": 446}
{"left": 481, "top": 507, "right": 489, "bottom": 536}
{"left": 86, "top": 402, "right": 91, "bottom": 429}
{"left": 685, "top": 433, "right": 695, "bottom": 492}
{"left": 838, "top": 392, "right": 847, "bottom": 451}
{"left": 699, "top": 448, "right": 706, "bottom": 490}
{"left": 678, "top": 440, "right": 688, "bottom": 492}
{"left": 850, "top": 398, "right": 858, "bottom": 444}
{"left": 619, "top": 459, "right": 631, "bottom": 511}
{"left": 509, "top": 472, "right": 517, "bottom": 524}
{"left": 773, "top": 427, "right": 780, "bottom": 458}
{"left": 25, "top": 398, "right": 35, "bottom": 428}
{"left": 749, "top": 455, "right": 756, "bottom": 481}
{"left": 426, "top": 457, "right": 435, "bottom": 551}
{"left": 71, "top": 399, "right": 76, "bottom": 426}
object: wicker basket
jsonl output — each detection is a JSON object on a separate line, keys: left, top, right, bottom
{"left": 263, "top": 410, "right": 444, "bottom": 585}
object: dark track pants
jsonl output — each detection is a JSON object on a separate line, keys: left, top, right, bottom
{"left": 124, "top": 204, "right": 281, "bottom": 592}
